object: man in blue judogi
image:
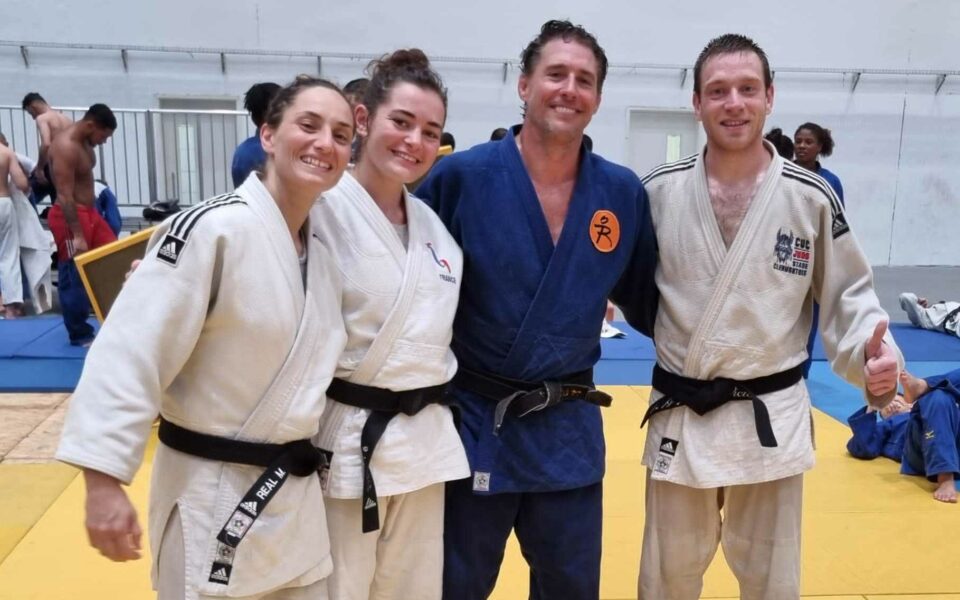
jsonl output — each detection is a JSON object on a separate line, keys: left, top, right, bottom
{"left": 847, "top": 368, "right": 960, "bottom": 503}
{"left": 417, "top": 19, "right": 658, "bottom": 600}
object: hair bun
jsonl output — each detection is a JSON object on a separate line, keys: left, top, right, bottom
{"left": 370, "top": 49, "right": 432, "bottom": 76}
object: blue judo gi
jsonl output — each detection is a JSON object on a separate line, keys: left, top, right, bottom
{"left": 417, "top": 125, "right": 658, "bottom": 600}
{"left": 847, "top": 368, "right": 960, "bottom": 481}
{"left": 231, "top": 135, "right": 266, "bottom": 188}
{"left": 803, "top": 163, "right": 845, "bottom": 378}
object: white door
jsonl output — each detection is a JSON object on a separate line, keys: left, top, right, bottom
{"left": 626, "top": 109, "right": 700, "bottom": 177}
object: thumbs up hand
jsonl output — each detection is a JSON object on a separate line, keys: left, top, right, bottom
{"left": 863, "top": 320, "right": 898, "bottom": 397}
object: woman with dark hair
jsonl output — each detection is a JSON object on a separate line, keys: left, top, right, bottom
{"left": 311, "top": 49, "right": 468, "bottom": 600}
{"left": 764, "top": 127, "right": 794, "bottom": 159}
{"left": 794, "top": 122, "right": 844, "bottom": 202}
{"left": 57, "top": 75, "right": 354, "bottom": 600}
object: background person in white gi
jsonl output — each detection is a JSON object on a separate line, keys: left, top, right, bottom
{"left": 634, "top": 35, "right": 902, "bottom": 599}
{"left": 56, "top": 76, "right": 355, "bottom": 600}
{"left": 0, "top": 139, "right": 30, "bottom": 318}
{"left": 312, "top": 49, "right": 469, "bottom": 600}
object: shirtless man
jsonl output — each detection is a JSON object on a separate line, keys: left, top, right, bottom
{"left": 22, "top": 92, "right": 73, "bottom": 201}
{"left": 48, "top": 104, "right": 118, "bottom": 345}
{"left": 0, "top": 139, "right": 31, "bottom": 318}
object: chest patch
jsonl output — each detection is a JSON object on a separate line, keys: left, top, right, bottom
{"left": 772, "top": 228, "right": 811, "bottom": 277}
{"left": 426, "top": 242, "right": 457, "bottom": 284}
{"left": 590, "top": 210, "right": 620, "bottom": 253}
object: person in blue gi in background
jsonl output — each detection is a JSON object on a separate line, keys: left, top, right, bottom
{"left": 794, "top": 122, "right": 844, "bottom": 379}
{"left": 231, "top": 82, "right": 280, "bottom": 188}
{"left": 417, "top": 19, "right": 659, "bottom": 600}
{"left": 847, "top": 368, "right": 960, "bottom": 503}
{"left": 93, "top": 179, "right": 122, "bottom": 237}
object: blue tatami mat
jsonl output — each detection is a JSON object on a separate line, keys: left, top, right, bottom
{"left": 601, "top": 320, "right": 960, "bottom": 364}
{"left": 0, "top": 318, "right": 61, "bottom": 357}
{"left": 810, "top": 322, "right": 960, "bottom": 361}
{"left": 0, "top": 316, "right": 97, "bottom": 392}
{"left": 13, "top": 319, "right": 99, "bottom": 359}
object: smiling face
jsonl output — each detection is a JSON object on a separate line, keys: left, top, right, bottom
{"left": 518, "top": 38, "right": 601, "bottom": 143}
{"left": 693, "top": 50, "right": 774, "bottom": 155}
{"left": 356, "top": 81, "right": 445, "bottom": 185}
{"left": 261, "top": 86, "right": 354, "bottom": 196}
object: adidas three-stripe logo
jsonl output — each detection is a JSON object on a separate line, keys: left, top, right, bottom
{"left": 156, "top": 235, "right": 184, "bottom": 265}
{"left": 157, "top": 193, "right": 246, "bottom": 267}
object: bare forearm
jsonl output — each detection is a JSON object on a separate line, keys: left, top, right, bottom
{"left": 59, "top": 194, "right": 84, "bottom": 236}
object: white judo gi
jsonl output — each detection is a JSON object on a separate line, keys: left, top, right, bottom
{"left": 312, "top": 173, "right": 469, "bottom": 600}
{"left": 57, "top": 175, "right": 347, "bottom": 600}
{"left": 637, "top": 145, "right": 903, "bottom": 599}
{"left": 900, "top": 292, "right": 960, "bottom": 338}
{"left": 0, "top": 186, "right": 54, "bottom": 312}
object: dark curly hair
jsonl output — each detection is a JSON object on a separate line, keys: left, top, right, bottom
{"left": 520, "top": 19, "right": 608, "bottom": 93}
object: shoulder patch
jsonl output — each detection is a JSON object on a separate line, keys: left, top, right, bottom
{"left": 157, "top": 194, "right": 246, "bottom": 267}
{"left": 781, "top": 164, "right": 848, "bottom": 239}
{"left": 156, "top": 233, "right": 185, "bottom": 266}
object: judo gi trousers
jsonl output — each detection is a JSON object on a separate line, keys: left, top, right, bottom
{"left": 903, "top": 390, "right": 960, "bottom": 480}
{"left": 157, "top": 508, "right": 329, "bottom": 600}
{"left": 442, "top": 478, "right": 603, "bottom": 600}
{"left": 47, "top": 204, "right": 116, "bottom": 344}
{"left": 324, "top": 483, "right": 444, "bottom": 600}
{"left": 639, "top": 472, "right": 803, "bottom": 600}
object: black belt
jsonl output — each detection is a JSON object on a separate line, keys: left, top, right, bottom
{"left": 325, "top": 377, "right": 454, "bottom": 533}
{"left": 452, "top": 367, "right": 612, "bottom": 434}
{"left": 641, "top": 364, "right": 804, "bottom": 448}
{"left": 157, "top": 418, "right": 331, "bottom": 586}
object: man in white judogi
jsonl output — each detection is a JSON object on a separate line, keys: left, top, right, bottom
{"left": 635, "top": 34, "right": 903, "bottom": 600}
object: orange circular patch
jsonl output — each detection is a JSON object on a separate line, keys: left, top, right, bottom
{"left": 589, "top": 210, "right": 620, "bottom": 253}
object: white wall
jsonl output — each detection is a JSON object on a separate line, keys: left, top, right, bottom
{"left": 2, "top": 0, "right": 958, "bottom": 264}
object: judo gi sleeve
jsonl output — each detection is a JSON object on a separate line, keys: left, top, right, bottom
{"left": 57, "top": 216, "right": 224, "bottom": 484}
{"left": 811, "top": 197, "right": 903, "bottom": 407}
{"left": 846, "top": 407, "right": 888, "bottom": 459}
{"left": 609, "top": 185, "right": 659, "bottom": 338}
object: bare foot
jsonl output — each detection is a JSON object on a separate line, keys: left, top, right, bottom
{"left": 934, "top": 473, "right": 957, "bottom": 503}
{"left": 900, "top": 370, "right": 929, "bottom": 404}
{"left": 3, "top": 303, "right": 24, "bottom": 319}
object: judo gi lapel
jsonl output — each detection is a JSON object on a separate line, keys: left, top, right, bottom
{"left": 503, "top": 131, "right": 557, "bottom": 267}
{"left": 499, "top": 134, "right": 595, "bottom": 374}
{"left": 338, "top": 174, "right": 423, "bottom": 385}
{"left": 230, "top": 176, "right": 318, "bottom": 440}
{"left": 241, "top": 175, "right": 306, "bottom": 317}
{"left": 236, "top": 214, "right": 334, "bottom": 441}
{"left": 683, "top": 150, "right": 785, "bottom": 376}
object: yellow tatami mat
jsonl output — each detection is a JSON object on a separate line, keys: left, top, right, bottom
{"left": 1, "top": 387, "right": 958, "bottom": 599}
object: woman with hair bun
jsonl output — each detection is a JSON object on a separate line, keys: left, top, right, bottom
{"left": 794, "top": 122, "right": 844, "bottom": 202}
{"left": 764, "top": 127, "right": 794, "bottom": 159}
{"left": 311, "top": 49, "right": 468, "bottom": 599}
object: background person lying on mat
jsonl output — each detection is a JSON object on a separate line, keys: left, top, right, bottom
{"left": 900, "top": 292, "right": 960, "bottom": 340}
{"left": 847, "top": 368, "right": 960, "bottom": 503}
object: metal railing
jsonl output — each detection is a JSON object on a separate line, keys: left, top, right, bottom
{"left": 0, "top": 106, "right": 257, "bottom": 208}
